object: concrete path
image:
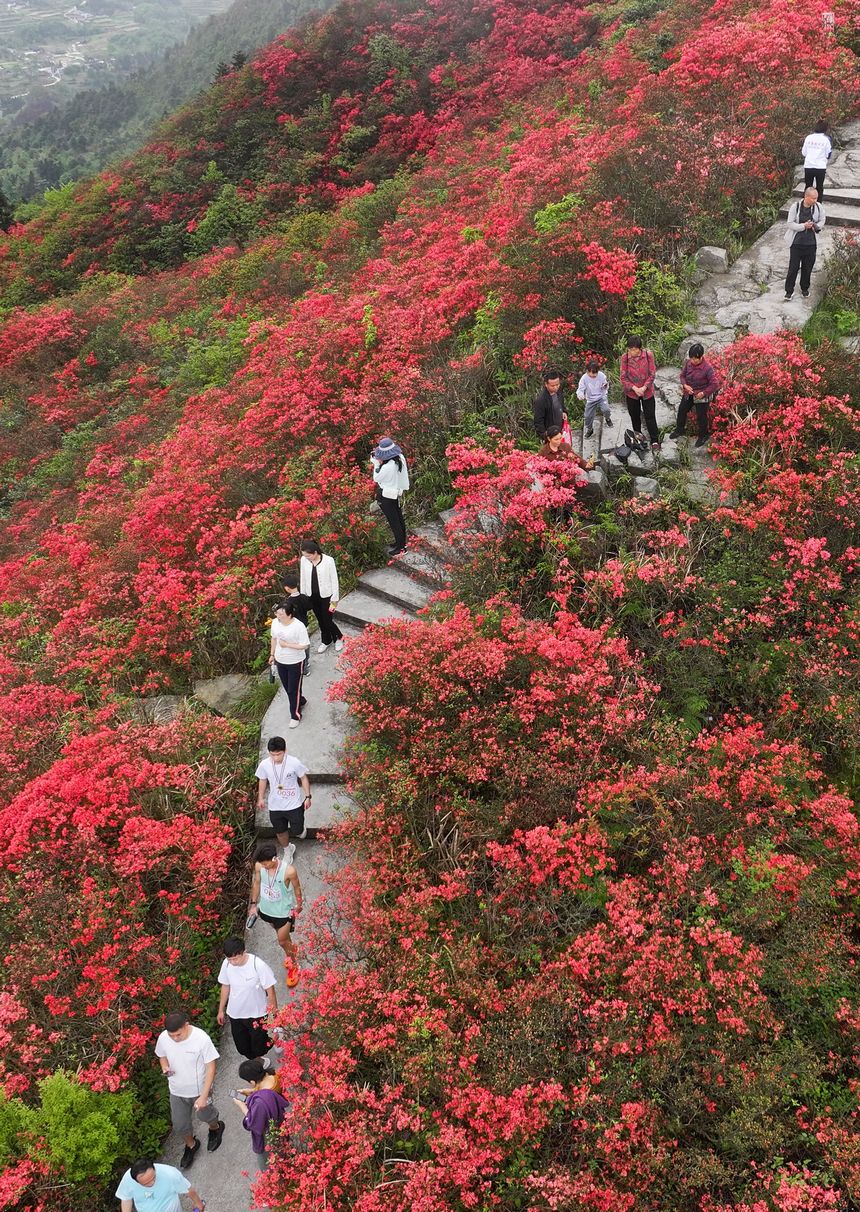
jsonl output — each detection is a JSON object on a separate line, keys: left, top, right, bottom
{"left": 583, "top": 118, "right": 860, "bottom": 503}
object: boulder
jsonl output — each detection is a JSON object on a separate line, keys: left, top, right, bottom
{"left": 193, "top": 673, "right": 255, "bottom": 716}
{"left": 580, "top": 467, "right": 608, "bottom": 501}
{"left": 633, "top": 477, "right": 660, "bottom": 499}
{"left": 695, "top": 245, "right": 729, "bottom": 273}
{"left": 126, "top": 695, "right": 187, "bottom": 724}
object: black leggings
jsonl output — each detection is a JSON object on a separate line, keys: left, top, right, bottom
{"left": 625, "top": 395, "right": 659, "bottom": 444}
{"left": 804, "top": 166, "right": 826, "bottom": 199}
{"left": 275, "top": 660, "right": 304, "bottom": 720}
{"left": 309, "top": 595, "right": 342, "bottom": 645}
{"left": 378, "top": 495, "right": 406, "bottom": 549}
{"left": 229, "top": 1016, "right": 270, "bottom": 1060}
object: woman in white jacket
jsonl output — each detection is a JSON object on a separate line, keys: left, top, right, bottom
{"left": 371, "top": 437, "right": 410, "bottom": 556}
{"left": 299, "top": 539, "right": 343, "bottom": 653}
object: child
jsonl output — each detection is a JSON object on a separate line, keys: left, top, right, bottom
{"left": 281, "top": 572, "right": 311, "bottom": 675}
{"left": 576, "top": 360, "right": 612, "bottom": 438}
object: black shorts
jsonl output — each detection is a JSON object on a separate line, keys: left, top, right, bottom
{"left": 258, "top": 908, "right": 295, "bottom": 931}
{"left": 269, "top": 806, "right": 305, "bottom": 837}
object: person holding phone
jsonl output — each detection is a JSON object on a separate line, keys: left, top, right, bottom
{"left": 371, "top": 436, "right": 410, "bottom": 556}
{"left": 232, "top": 1058, "right": 289, "bottom": 1172}
{"left": 153, "top": 1013, "right": 224, "bottom": 1170}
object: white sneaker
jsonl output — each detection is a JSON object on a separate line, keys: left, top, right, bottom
{"left": 279, "top": 843, "right": 296, "bottom": 865}
{"left": 289, "top": 719, "right": 300, "bottom": 729}
{"left": 334, "top": 639, "right": 344, "bottom": 652}
{"left": 317, "top": 643, "right": 328, "bottom": 654}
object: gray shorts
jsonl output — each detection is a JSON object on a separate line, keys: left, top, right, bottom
{"left": 169, "top": 1093, "right": 219, "bottom": 1136}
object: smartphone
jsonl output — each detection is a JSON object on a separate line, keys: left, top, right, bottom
{"left": 229, "top": 1089, "right": 247, "bottom": 1102}
{"left": 246, "top": 911, "right": 258, "bottom": 930}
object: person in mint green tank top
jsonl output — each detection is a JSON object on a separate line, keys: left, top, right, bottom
{"left": 248, "top": 842, "right": 303, "bottom": 988}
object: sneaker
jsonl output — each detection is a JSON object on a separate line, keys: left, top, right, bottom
{"left": 285, "top": 959, "right": 300, "bottom": 988}
{"left": 784, "top": 293, "right": 793, "bottom": 301}
{"left": 668, "top": 430, "right": 683, "bottom": 440}
{"left": 584, "top": 428, "right": 594, "bottom": 438}
{"left": 288, "top": 719, "right": 300, "bottom": 729}
{"left": 694, "top": 434, "right": 710, "bottom": 448}
{"left": 298, "top": 827, "right": 308, "bottom": 840}
{"left": 179, "top": 1139, "right": 200, "bottom": 1170}
{"left": 279, "top": 842, "right": 296, "bottom": 864}
{"left": 651, "top": 442, "right": 661, "bottom": 452}
{"left": 207, "top": 1122, "right": 225, "bottom": 1152}
{"left": 801, "top": 290, "right": 810, "bottom": 298}
{"left": 603, "top": 414, "right": 612, "bottom": 427}
{"left": 334, "top": 639, "right": 344, "bottom": 652}
{"left": 316, "top": 643, "right": 328, "bottom": 654}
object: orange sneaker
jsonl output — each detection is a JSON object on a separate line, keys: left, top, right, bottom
{"left": 284, "top": 958, "right": 300, "bottom": 988}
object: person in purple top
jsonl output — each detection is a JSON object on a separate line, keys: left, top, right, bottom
{"left": 670, "top": 343, "right": 720, "bottom": 448}
{"left": 233, "top": 1058, "right": 289, "bottom": 1172}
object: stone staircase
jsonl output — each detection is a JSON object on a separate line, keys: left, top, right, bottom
{"left": 256, "top": 522, "right": 451, "bottom": 839}
{"left": 582, "top": 119, "right": 860, "bottom": 503}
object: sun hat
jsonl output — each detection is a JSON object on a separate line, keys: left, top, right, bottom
{"left": 373, "top": 437, "right": 403, "bottom": 461}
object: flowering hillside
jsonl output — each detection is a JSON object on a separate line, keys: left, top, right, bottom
{"left": 0, "top": 0, "right": 858, "bottom": 1205}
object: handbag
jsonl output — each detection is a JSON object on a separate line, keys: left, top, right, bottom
{"left": 624, "top": 429, "right": 649, "bottom": 454}
{"left": 561, "top": 417, "right": 573, "bottom": 446}
{"left": 614, "top": 445, "right": 632, "bottom": 463}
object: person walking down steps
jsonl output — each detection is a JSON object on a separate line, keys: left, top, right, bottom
{"left": 217, "top": 938, "right": 278, "bottom": 1060}
{"left": 802, "top": 120, "right": 832, "bottom": 200}
{"left": 248, "top": 842, "right": 304, "bottom": 987}
{"left": 371, "top": 436, "right": 410, "bottom": 557}
{"left": 784, "top": 186, "right": 826, "bottom": 301}
{"left": 154, "top": 1012, "right": 224, "bottom": 1171}
{"left": 269, "top": 600, "right": 309, "bottom": 729}
{"left": 255, "top": 735, "right": 311, "bottom": 852}
{"left": 232, "top": 1058, "right": 289, "bottom": 1173}
{"left": 299, "top": 539, "right": 343, "bottom": 654}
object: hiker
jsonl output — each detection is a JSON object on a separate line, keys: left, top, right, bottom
{"left": 269, "top": 599, "right": 309, "bottom": 728}
{"left": 217, "top": 938, "right": 278, "bottom": 1059}
{"left": 116, "top": 1158, "right": 205, "bottom": 1212}
{"left": 255, "top": 735, "right": 311, "bottom": 851}
{"left": 784, "top": 186, "right": 826, "bottom": 301}
{"left": 233, "top": 1058, "right": 290, "bottom": 1172}
{"left": 670, "top": 343, "right": 720, "bottom": 448}
{"left": 299, "top": 539, "right": 344, "bottom": 653}
{"left": 576, "top": 360, "right": 612, "bottom": 437}
{"left": 802, "top": 121, "right": 832, "bottom": 199}
{"left": 533, "top": 367, "right": 567, "bottom": 441}
{"left": 154, "top": 1012, "right": 224, "bottom": 1170}
{"left": 248, "top": 842, "right": 303, "bottom": 986}
{"left": 281, "top": 572, "right": 311, "bottom": 676}
{"left": 371, "top": 436, "right": 410, "bottom": 557}
{"left": 619, "top": 336, "right": 660, "bottom": 452}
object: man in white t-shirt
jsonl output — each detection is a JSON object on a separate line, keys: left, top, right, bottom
{"left": 116, "top": 1158, "right": 204, "bottom": 1212}
{"left": 216, "top": 938, "right": 277, "bottom": 1060}
{"left": 269, "top": 599, "right": 310, "bottom": 728}
{"left": 154, "top": 1013, "right": 223, "bottom": 1169}
{"left": 802, "top": 121, "right": 832, "bottom": 200}
{"left": 255, "top": 734, "right": 311, "bottom": 849}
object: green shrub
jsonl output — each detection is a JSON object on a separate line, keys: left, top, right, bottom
{"left": 620, "top": 259, "right": 692, "bottom": 361}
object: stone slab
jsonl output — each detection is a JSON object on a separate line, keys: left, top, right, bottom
{"left": 394, "top": 545, "right": 450, "bottom": 586}
{"left": 633, "top": 476, "right": 660, "bottom": 499}
{"left": 261, "top": 642, "right": 356, "bottom": 780}
{"left": 193, "top": 673, "right": 255, "bottom": 716}
{"left": 358, "top": 565, "right": 433, "bottom": 612}
{"left": 334, "top": 588, "right": 415, "bottom": 630}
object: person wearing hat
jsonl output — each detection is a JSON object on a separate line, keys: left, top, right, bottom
{"left": 371, "top": 437, "right": 410, "bottom": 556}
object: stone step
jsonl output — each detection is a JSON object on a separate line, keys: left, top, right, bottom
{"left": 334, "top": 588, "right": 415, "bottom": 630}
{"left": 394, "top": 544, "right": 450, "bottom": 586}
{"left": 357, "top": 565, "right": 433, "bottom": 612}
{"left": 792, "top": 185, "right": 860, "bottom": 206}
{"left": 780, "top": 199, "right": 860, "bottom": 228}
{"left": 255, "top": 781, "right": 356, "bottom": 836}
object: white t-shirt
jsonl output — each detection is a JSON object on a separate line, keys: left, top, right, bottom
{"left": 255, "top": 753, "right": 308, "bottom": 812}
{"left": 154, "top": 1025, "right": 219, "bottom": 1098}
{"left": 271, "top": 617, "right": 310, "bottom": 665}
{"left": 802, "top": 132, "right": 832, "bottom": 169}
{"left": 217, "top": 953, "right": 276, "bottom": 1019}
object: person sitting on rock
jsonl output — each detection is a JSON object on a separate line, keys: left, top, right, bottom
{"left": 670, "top": 343, "right": 720, "bottom": 448}
{"left": 538, "top": 426, "right": 592, "bottom": 471}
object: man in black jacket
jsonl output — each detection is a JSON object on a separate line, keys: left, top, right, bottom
{"left": 533, "top": 368, "right": 567, "bottom": 441}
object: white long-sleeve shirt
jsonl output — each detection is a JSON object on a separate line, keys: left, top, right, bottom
{"left": 576, "top": 371, "right": 609, "bottom": 405}
{"left": 802, "top": 132, "right": 832, "bottom": 170}
{"left": 299, "top": 552, "right": 340, "bottom": 600}
{"left": 372, "top": 456, "right": 410, "bottom": 499}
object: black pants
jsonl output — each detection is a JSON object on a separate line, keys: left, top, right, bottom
{"left": 785, "top": 243, "right": 816, "bottom": 296}
{"left": 803, "top": 167, "right": 826, "bottom": 199}
{"left": 378, "top": 495, "right": 406, "bottom": 550}
{"left": 275, "top": 660, "right": 304, "bottom": 721}
{"left": 675, "top": 394, "right": 710, "bottom": 438}
{"left": 625, "top": 394, "right": 659, "bottom": 444}
{"left": 229, "top": 1016, "right": 270, "bottom": 1060}
{"left": 309, "top": 594, "right": 342, "bottom": 645}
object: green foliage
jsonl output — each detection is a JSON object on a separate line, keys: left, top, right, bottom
{"left": 620, "top": 260, "right": 692, "bottom": 361}
{"left": 31, "top": 421, "right": 101, "bottom": 491}
{"left": 533, "top": 192, "right": 583, "bottom": 235}
{"left": 190, "top": 184, "right": 264, "bottom": 254}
